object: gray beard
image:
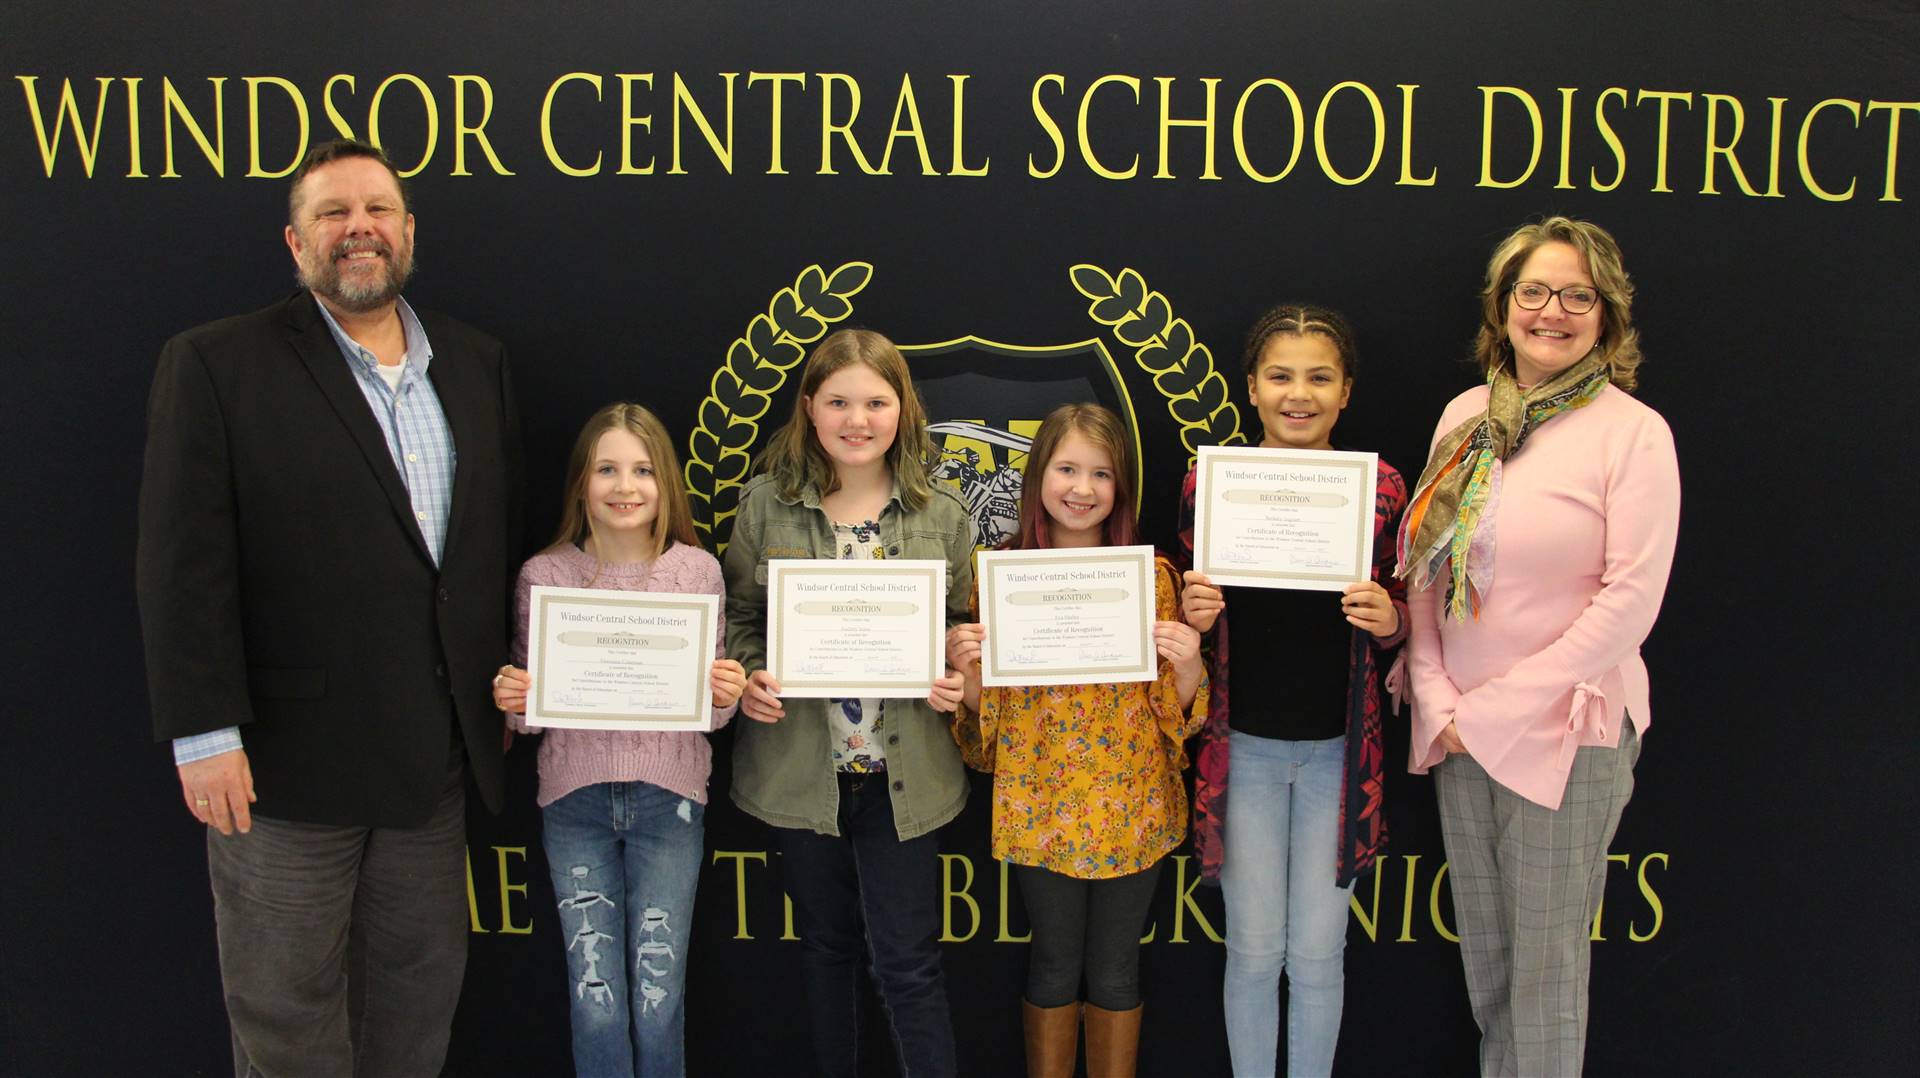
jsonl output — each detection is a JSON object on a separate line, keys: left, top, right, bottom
{"left": 299, "top": 245, "right": 415, "bottom": 313}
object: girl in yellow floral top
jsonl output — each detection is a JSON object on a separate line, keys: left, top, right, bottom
{"left": 947, "top": 403, "right": 1206, "bottom": 1078}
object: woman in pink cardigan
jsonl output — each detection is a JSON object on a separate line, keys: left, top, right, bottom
{"left": 1398, "top": 217, "right": 1680, "bottom": 1077}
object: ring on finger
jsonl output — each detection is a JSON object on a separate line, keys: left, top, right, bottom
{"left": 195, "top": 797, "right": 210, "bottom": 806}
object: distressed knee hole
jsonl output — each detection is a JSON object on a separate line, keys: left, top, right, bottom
{"left": 639, "top": 905, "right": 674, "bottom": 935}
{"left": 638, "top": 978, "right": 669, "bottom": 1014}
{"left": 636, "top": 938, "right": 676, "bottom": 967}
{"left": 559, "top": 866, "right": 620, "bottom": 1008}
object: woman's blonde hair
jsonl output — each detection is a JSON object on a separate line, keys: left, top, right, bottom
{"left": 1474, "top": 216, "right": 1643, "bottom": 391}
{"left": 548, "top": 402, "right": 698, "bottom": 559}
{"left": 758, "top": 328, "right": 936, "bottom": 509}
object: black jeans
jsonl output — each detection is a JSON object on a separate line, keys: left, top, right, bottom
{"left": 772, "top": 772, "right": 958, "bottom": 1078}
{"left": 1014, "top": 859, "right": 1166, "bottom": 1011}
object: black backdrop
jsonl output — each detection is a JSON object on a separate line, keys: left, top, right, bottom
{"left": 3, "top": 2, "right": 1916, "bottom": 1074}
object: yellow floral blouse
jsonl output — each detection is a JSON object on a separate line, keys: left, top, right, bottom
{"left": 951, "top": 555, "right": 1208, "bottom": 879}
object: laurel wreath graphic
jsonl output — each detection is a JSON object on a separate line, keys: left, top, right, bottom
{"left": 683, "top": 262, "right": 873, "bottom": 551}
{"left": 1068, "top": 265, "right": 1244, "bottom": 463}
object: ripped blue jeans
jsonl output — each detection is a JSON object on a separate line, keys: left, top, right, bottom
{"left": 543, "top": 780, "right": 705, "bottom": 1078}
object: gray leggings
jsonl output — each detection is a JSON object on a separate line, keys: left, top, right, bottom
{"left": 1013, "top": 859, "right": 1166, "bottom": 1010}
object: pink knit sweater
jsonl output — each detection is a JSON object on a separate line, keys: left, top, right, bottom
{"left": 1405, "top": 384, "right": 1680, "bottom": 809}
{"left": 508, "top": 542, "right": 737, "bottom": 808}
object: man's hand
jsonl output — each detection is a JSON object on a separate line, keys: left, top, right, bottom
{"left": 179, "top": 749, "right": 257, "bottom": 835}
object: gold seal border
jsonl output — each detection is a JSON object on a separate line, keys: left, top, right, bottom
{"left": 686, "top": 263, "right": 1239, "bottom": 553}
{"left": 1068, "top": 264, "right": 1246, "bottom": 465}
{"left": 682, "top": 262, "right": 873, "bottom": 551}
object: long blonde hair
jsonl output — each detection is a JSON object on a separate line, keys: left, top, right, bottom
{"left": 1474, "top": 216, "right": 1644, "bottom": 392}
{"left": 758, "top": 328, "right": 937, "bottom": 509}
{"left": 548, "top": 402, "right": 698, "bottom": 560}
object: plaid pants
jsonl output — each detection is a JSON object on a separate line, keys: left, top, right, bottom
{"left": 1435, "top": 723, "right": 1640, "bottom": 1077}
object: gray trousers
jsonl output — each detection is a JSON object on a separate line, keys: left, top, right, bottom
{"left": 1435, "top": 723, "right": 1639, "bottom": 1078}
{"left": 208, "top": 746, "right": 469, "bottom": 1078}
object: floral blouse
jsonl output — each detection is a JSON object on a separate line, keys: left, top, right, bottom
{"left": 951, "top": 554, "right": 1207, "bottom": 879}
{"left": 829, "top": 519, "right": 887, "bottom": 773}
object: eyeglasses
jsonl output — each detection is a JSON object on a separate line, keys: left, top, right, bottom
{"left": 1510, "top": 281, "right": 1600, "bottom": 314}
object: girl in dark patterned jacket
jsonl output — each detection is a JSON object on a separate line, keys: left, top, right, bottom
{"left": 1178, "top": 304, "right": 1408, "bottom": 1078}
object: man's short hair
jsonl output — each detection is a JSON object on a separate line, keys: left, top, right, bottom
{"left": 287, "top": 139, "right": 412, "bottom": 226}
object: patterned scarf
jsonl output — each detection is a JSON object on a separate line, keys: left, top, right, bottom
{"left": 1396, "top": 350, "right": 1611, "bottom": 619}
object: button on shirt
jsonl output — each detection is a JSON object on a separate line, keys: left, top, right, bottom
{"left": 328, "top": 298, "right": 458, "bottom": 566}
{"left": 172, "top": 297, "right": 456, "bottom": 765}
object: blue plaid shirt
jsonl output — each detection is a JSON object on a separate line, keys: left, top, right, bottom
{"left": 173, "top": 297, "right": 456, "bottom": 765}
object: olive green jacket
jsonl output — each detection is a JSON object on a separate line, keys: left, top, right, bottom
{"left": 722, "top": 473, "right": 974, "bottom": 839}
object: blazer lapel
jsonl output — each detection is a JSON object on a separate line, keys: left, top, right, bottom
{"left": 429, "top": 328, "right": 478, "bottom": 565}
{"left": 281, "top": 293, "right": 435, "bottom": 564}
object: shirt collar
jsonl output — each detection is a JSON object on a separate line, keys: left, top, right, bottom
{"left": 777, "top": 473, "right": 909, "bottom": 513}
{"left": 313, "top": 295, "right": 433, "bottom": 376}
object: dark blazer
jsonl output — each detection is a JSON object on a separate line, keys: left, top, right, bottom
{"left": 137, "top": 290, "right": 524, "bottom": 827}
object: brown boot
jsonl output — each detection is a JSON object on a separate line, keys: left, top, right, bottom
{"left": 1023, "top": 998, "right": 1081, "bottom": 1078}
{"left": 1082, "top": 1001, "right": 1142, "bottom": 1078}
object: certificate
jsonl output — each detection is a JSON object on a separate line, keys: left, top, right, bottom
{"left": 524, "top": 586, "right": 719, "bottom": 731}
{"left": 767, "top": 559, "right": 946, "bottom": 698}
{"left": 1191, "top": 445, "right": 1377, "bottom": 591}
{"left": 976, "top": 546, "right": 1158, "bottom": 687}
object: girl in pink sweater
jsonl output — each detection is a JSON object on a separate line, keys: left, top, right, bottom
{"left": 1399, "top": 218, "right": 1679, "bottom": 1076}
{"left": 491, "top": 402, "right": 745, "bottom": 1077}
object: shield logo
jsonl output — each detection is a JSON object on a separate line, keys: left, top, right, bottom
{"left": 902, "top": 337, "right": 1143, "bottom": 549}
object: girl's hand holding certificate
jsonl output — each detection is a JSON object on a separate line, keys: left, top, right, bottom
{"left": 1179, "top": 570, "right": 1224, "bottom": 634}
{"left": 945, "top": 622, "right": 984, "bottom": 676}
{"left": 1339, "top": 581, "right": 1399, "bottom": 636}
{"left": 739, "top": 669, "right": 785, "bottom": 723}
{"left": 709, "top": 659, "right": 748, "bottom": 710}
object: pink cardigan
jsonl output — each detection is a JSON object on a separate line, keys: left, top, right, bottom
{"left": 1405, "top": 384, "right": 1679, "bottom": 808}
{"left": 509, "top": 542, "right": 738, "bottom": 808}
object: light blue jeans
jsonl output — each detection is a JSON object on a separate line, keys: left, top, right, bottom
{"left": 543, "top": 780, "right": 705, "bottom": 1078}
{"left": 1220, "top": 732, "right": 1353, "bottom": 1078}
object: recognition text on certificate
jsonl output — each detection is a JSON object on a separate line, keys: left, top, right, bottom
{"left": 1194, "top": 446, "right": 1377, "bottom": 591}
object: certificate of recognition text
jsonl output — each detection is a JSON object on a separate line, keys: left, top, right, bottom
{"left": 767, "top": 559, "right": 946, "bottom": 698}
{"left": 1192, "top": 446, "right": 1378, "bottom": 591}
{"left": 976, "top": 545, "right": 1157, "bottom": 687}
{"left": 525, "top": 586, "right": 719, "bottom": 731}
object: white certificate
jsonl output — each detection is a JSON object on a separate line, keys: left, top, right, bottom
{"left": 767, "top": 559, "right": 946, "bottom": 698}
{"left": 976, "top": 545, "right": 1158, "bottom": 687}
{"left": 1192, "top": 445, "right": 1378, "bottom": 591}
{"left": 524, "top": 586, "right": 719, "bottom": 731}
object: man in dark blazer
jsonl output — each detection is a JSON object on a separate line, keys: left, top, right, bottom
{"left": 137, "top": 139, "right": 523, "bottom": 1075}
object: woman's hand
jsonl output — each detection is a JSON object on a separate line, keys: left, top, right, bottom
{"left": 741, "top": 669, "right": 785, "bottom": 723}
{"left": 1181, "top": 570, "right": 1224, "bottom": 633}
{"left": 492, "top": 665, "right": 530, "bottom": 714}
{"left": 1341, "top": 580, "right": 1400, "bottom": 637}
{"left": 1437, "top": 720, "right": 1467, "bottom": 755}
{"left": 927, "top": 670, "right": 966, "bottom": 714}
{"left": 945, "top": 623, "right": 984, "bottom": 675}
{"left": 710, "top": 659, "right": 747, "bottom": 709}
